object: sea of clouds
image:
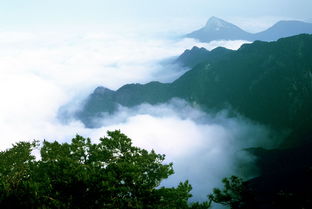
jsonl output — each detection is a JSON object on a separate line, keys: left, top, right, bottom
{"left": 76, "top": 99, "right": 273, "bottom": 201}
{"left": 0, "top": 24, "right": 270, "bottom": 201}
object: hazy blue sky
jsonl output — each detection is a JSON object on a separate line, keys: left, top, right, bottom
{"left": 1, "top": 0, "right": 311, "bottom": 28}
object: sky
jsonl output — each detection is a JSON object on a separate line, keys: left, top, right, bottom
{"left": 1, "top": 0, "right": 311, "bottom": 32}
{"left": 0, "top": 0, "right": 311, "bottom": 202}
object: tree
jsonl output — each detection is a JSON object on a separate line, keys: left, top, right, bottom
{"left": 208, "top": 176, "right": 255, "bottom": 209}
{"left": 0, "top": 130, "right": 210, "bottom": 209}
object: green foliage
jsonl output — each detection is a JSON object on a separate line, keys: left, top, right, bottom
{"left": 208, "top": 176, "right": 252, "bottom": 209}
{"left": 0, "top": 141, "right": 37, "bottom": 192}
{"left": 0, "top": 130, "right": 207, "bottom": 209}
{"left": 209, "top": 171, "right": 312, "bottom": 209}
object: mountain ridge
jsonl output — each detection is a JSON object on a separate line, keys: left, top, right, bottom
{"left": 175, "top": 46, "right": 233, "bottom": 68}
{"left": 73, "top": 34, "right": 312, "bottom": 208}
{"left": 76, "top": 34, "right": 312, "bottom": 147}
{"left": 186, "top": 17, "right": 312, "bottom": 42}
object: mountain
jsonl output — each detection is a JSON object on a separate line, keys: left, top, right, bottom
{"left": 186, "top": 16, "right": 253, "bottom": 42}
{"left": 186, "top": 17, "right": 312, "bottom": 42}
{"left": 244, "top": 134, "right": 312, "bottom": 209}
{"left": 74, "top": 34, "right": 312, "bottom": 208}
{"left": 76, "top": 34, "right": 312, "bottom": 146}
{"left": 305, "top": 18, "right": 312, "bottom": 23}
{"left": 175, "top": 46, "right": 233, "bottom": 68}
{"left": 255, "top": 20, "right": 312, "bottom": 41}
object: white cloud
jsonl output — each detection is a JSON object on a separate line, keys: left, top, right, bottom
{"left": 0, "top": 28, "right": 249, "bottom": 145}
{"left": 74, "top": 99, "right": 271, "bottom": 201}
{"left": 198, "top": 40, "right": 251, "bottom": 50}
{"left": 0, "top": 27, "right": 251, "bottom": 200}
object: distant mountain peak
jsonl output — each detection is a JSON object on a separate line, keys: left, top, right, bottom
{"left": 186, "top": 16, "right": 252, "bottom": 42}
{"left": 273, "top": 19, "right": 306, "bottom": 26}
{"left": 93, "top": 86, "right": 113, "bottom": 95}
{"left": 190, "top": 46, "right": 207, "bottom": 51}
{"left": 204, "top": 16, "right": 237, "bottom": 31}
{"left": 187, "top": 17, "right": 312, "bottom": 42}
{"left": 206, "top": 16, "right": 227, "bottom": 27}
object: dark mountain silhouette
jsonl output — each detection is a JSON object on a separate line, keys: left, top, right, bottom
{"left": 244, "top": 134, "right": 312, "bottom": 209}
{"left": 76, "top": 34, "right": 312, "bottom": 147}
{"left": 186, "top": 17, "right": 312, "bottom": 42}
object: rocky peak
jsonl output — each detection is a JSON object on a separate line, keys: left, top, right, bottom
{"left": 205, "top": 16, "right": 231, "bottom": 30}
{"left": 93, "top": 86, "right": 113, "bottom": 95}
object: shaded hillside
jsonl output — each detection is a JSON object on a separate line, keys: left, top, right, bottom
{"left": 186, "top": 17, "right": 312, "bottom": 42}
{"left": 244, "top": 134, "right": 312, "bottom": 209}
{"left": 76, "top": 34, "right": 312, "bottom": 145}
{"left": 78, "top": 82, "right": 171, "bottom": 127}
{"left": 172, "top": 34, "right": 312, "bottom": 134}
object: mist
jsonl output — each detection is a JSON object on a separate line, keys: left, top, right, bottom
{"left": 0, "top": 24, "right": 264, "bottom": 202}
{"left": 0, "top": 26, "right": 250, "bottom": 144}
{"left": 66, "top": 99, "right": 272, "bottom": 201}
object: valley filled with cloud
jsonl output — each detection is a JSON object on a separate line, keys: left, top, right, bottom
{"left": 0, "top": 25, "right": 256, "bottom": 200}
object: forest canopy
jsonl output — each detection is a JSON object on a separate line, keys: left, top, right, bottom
{"left": 0, "top": 130, "right": 211, "bottom": 209}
